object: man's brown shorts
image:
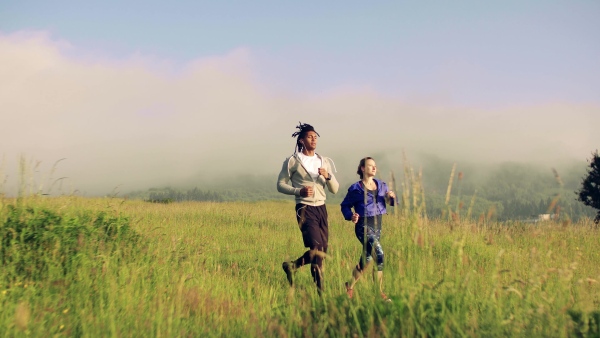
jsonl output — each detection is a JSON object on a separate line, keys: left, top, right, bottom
{"left": 295, "top": 203, "right": 329, "bottom": 252}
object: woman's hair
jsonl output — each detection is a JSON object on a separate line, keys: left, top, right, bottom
{"left": 357, "top": 157, "right": 374, "bottom": 179}
{"left": 291, "top": 121, "right": 319, "bottom": 153}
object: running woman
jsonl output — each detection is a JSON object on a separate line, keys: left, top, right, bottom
{"left": 340, "top": 157, "right": 395, "bottom": 300}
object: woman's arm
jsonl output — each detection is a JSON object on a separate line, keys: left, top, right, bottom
{"left": 340, "top": 190, "right": 357, "bottom": 221}
{"left": 382, "top": 182, "right": 396, "bottom": 206}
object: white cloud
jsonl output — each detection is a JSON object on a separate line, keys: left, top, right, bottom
{"left": 1, "top": 30, "right": 598, "bottom": 195}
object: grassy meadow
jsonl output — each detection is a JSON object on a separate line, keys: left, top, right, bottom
{"left": 1, "top": 195, "right": 600, "bottom": 337}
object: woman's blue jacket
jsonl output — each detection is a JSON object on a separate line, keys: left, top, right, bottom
{"left": 340, "top": 179, "right": 395, "bottom": 221}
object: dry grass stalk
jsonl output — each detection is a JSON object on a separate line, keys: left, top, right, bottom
{"left": 445, "top": 163, "right": 456, "bottom": 206}
{"left": 14, "top": 301, "right": 30, "bottom": 331}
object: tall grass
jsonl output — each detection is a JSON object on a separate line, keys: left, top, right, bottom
{"left": 1, "top": 193, "right": 599, "bottom": 337}
{"left": 0, "top": 154, "right": 598, "bottom": 336}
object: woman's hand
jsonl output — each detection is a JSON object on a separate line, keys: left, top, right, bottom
{"left": 386, "top": 191, "right": 396, "bottom": 200}
{"left": 351, "top": 212, "right": 359, "bottom": 224}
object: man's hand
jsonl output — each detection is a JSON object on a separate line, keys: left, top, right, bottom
{"left": 318, "top": 168, "right": 329, "bottom": 179}
{"left": 300, "top": 186, "right": 314, "bottom": 197}
{"left": 351, "top": 212, "right": 359, "bottom": 224}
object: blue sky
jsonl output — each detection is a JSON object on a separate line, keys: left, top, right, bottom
{"left": 3, "top": 1, "right": 598, "bottom": 105}
{"left": 1, "top": 1, "right": 599, "bottom": 194}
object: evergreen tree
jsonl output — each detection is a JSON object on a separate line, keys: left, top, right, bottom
{"left": 577, "top": 151, "right": 600, "bottom": 223}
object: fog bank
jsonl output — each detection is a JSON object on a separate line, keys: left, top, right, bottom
{"left": 2, "top": 31, "right": 598, "bottom": 196}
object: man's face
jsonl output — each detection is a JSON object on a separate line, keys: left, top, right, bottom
{"left": 302, "top": 131, "right": 318, "bottom": 151}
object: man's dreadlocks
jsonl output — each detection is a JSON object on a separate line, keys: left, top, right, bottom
{"left": 292, "top": 121, "right": 320, "bottom": 154}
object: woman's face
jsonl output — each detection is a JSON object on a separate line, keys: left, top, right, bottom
{"left": 362, "top": 159, "right": 377, "bottom": 178}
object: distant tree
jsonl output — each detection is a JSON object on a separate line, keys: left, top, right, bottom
{"left": 577, "top": 151, "right": 600, "bottom": 224}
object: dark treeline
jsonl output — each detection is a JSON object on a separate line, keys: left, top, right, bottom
{"left": 145, "top": 187, "right": 224, "bottom": 203}
{"left": 412, "top": 157, "right": 596, "bottom": 222}
{"left": 127, "top": 159, "right": 597, "bottom": 222}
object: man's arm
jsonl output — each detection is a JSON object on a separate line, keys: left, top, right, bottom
{"left": 326, "top": 174, "right": 339, "bottom": 194}
{"left": 276, "top": 158, "right": 300, "bottom": 196}
{"left": 323, "top": 158, "right": 339, "bottom": 194}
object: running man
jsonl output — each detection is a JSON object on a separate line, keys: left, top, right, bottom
{"left": 276, "top": 122, "right": 339, "bottom": 294}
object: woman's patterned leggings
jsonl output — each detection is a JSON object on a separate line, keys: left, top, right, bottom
{"left": 354, "top": 215, "right": 384, "bottom": 272}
